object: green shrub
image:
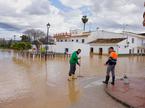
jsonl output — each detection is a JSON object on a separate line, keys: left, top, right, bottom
{"left": 11, "top": 42, "right": 32, "bottom": 50}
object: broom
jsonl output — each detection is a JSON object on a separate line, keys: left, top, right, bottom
{"left": 77, "top": 59, "right": 84, "bottom": 77}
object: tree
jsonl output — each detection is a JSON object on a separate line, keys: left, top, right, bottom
{"left": 81, "top": 16, "right": 88, "bottom": 31}
{"left": 7, "top": 39, "right": 13, "bottom": 48}
{"left": 39, "top": 36, "right": 55, "bottom": 45}
{"left": 0, "top": 39, "right": 13, "bottom": 49}
{"left": 24, "top": 29, "right": 46, "bottom": 50}
{"left": 24, "top": 29, "right": 46, "bottom": 41}
{"left": 11, "top": 42, "right": 32, "bottom": 51}
{"left": 21, "top": 35, "right": 31, "bottom": 42}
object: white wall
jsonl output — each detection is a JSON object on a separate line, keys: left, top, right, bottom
{"left": 53, "top": 42, "right": 72, "bottom": 54}
{"left": 54, "top": 42, "right": 90, "bottom": 56}
{"left": 68, "top": 37, "right": 87, "bottom": 43}
{"left": 86, "top": 30, "right": 125, "bottom": 43}
{"left": 32, "top": 44, "right": 56, "bottom": 52}
{"left": 54, "top": 31, "right": 145, "bottom": 55}
{"left": 117, "top": 39, "right": 129, "bottom": 54}
{"left": 118, "top": 33, "right": 145, "bottom": 54}
{"left": 57, "top": 37, "right": 87, "bottom": 44}
{"left": 32, "top": 43, "right": 90, "bottom": 56}
{"left": 90, "top": 44, "right": 117, "bottom": 54}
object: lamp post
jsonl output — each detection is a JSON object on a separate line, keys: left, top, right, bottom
{"left": 45, "top": 23, "right": 50, "bottom": 58}
{"left": 46, "top": 23, "right": 50, "bottom": 45}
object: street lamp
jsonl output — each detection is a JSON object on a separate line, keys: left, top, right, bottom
{"left": 45, "top": 23, "right": 50, "bottom": 56}
{"left": 46, "top": 23, "right": 50, "bottom": 44}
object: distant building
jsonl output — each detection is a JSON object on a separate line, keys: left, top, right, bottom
{"left": 53, "top": 30, "right": 145, "bottom": 56}
{"left": 89, "top": 31, "right": 145, "bottom": 55}
{"left": 54, "top": 30, "right": 90, "bottom": 44}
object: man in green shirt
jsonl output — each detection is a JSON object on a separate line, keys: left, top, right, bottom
{"left": 68, "top": 49, "right": 81, "bottom": 81}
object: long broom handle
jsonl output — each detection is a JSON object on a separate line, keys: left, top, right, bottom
{"left": 79, "top": 65, "right": 80, "bottom": 76}
{"left": 78, "top": 58, "right": 81, "bottom": 76}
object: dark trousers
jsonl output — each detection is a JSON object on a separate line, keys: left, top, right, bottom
{"left": 106, "top": 65, "right": 115, "bottom": 77}
{"left": 69, "top": 64, "right": 76, "bottom": 76}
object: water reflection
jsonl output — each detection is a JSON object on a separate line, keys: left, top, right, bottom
{"left": 68, "top": 81, "right": 80, "bottom": 104}
{"left": 0, "top": 50, "right": 144, "bottom": 108}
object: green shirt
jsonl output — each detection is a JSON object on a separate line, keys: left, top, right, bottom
{"left": 69, "top": 51, "right": 79, "bottom": 64}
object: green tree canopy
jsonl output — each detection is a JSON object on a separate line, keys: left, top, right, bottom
{"left": 21, "top": 35, "right": 31, "bottom": 42}
{"left": 11, "top": 42, "right": 32, "bottom": 50}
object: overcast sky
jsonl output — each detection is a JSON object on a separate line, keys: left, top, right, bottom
{"left": 0, "top": 0, "right": 144, "bottom": 39}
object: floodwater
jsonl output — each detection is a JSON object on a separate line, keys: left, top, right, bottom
{"left": 0, "top": 50, "right": 144, "bottom": 108}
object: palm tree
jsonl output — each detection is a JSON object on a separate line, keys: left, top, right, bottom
{"left": 81, "top": 16, "right": 88, "bottom": 31}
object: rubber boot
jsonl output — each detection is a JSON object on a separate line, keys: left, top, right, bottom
{"left": 68, "top": 76, "right": 72, "bottom": 81}
{"left": 111, "top": 76, "right": 115, "bottom": 85}
{"left": 72, "top": 75, "right": 77, "bottom": 79}
{"left": 103, "top": 76, "right": 110, "bottom": 84}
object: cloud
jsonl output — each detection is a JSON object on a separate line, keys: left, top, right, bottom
{"left": 0, "top": 22, "right": 22, "bottom": 31}
{"left": 59, "top": 0, "right": 92, "bottom": 9}
{"left": 0, "top": 0, "right": 71, "bottom": 36}
{"left": 0, "top": 0, "right": 144, "bottom": 39}
{"left": 60, "top": 0, "right": 145, "bottom": 33}
{"left": 24, "top": 0, "right": 51, "bottom": 15}
{"left": 91, "top": 0, "right": 145, "bottom": 32}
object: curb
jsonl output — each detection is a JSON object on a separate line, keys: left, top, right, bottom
{"left": 104, "top": 87, "right": 135, "bottom": 108}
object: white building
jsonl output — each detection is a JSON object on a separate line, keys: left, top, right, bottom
{"left": 53, "top": 30, "right": 145, "bottom": 56}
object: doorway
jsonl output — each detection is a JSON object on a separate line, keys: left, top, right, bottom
{"left": 65, "top": 48, "right": 69, "bottom": 54}
{"left": 129, "top": 49, "right": 131, "bottom": 54}
{"left": 137, "top": 49, "right": 140, "bottom": 54}
{"left": 90, "top": 47, "right": 94, "bottom": 53}
{"left": 99, "top": 48, "right": 103, "bottom": 55}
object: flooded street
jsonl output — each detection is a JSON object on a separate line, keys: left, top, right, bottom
{"left": 0, "top": 50, "right": 144, "bottom": 108}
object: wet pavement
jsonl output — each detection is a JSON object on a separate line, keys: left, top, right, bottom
{"left": 105, "top": 78, "right": 145, "bottom": 108}
{"left": 0, "top": 50, "right": 144, "bottom": 108}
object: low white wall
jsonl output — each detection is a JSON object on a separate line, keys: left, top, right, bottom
{"left": 90, "top": 44, "right": 117, "bottom": 54}
{"left": 32, "top": 45, "right": 55, "bottom": 52}
{"left": 54, "top": 42, "right": 90, "bottom": 56}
